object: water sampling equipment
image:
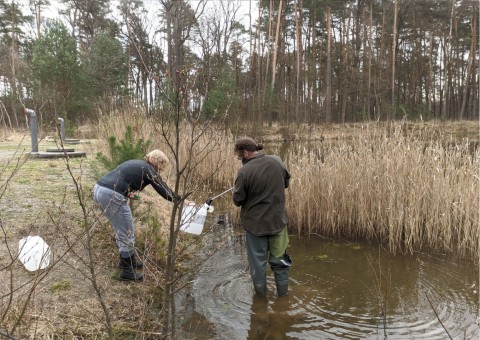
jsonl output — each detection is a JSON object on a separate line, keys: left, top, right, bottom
{"left": 205, "top": 187, "right": 235, "bottom": 213}
{"left": 180, "top": 187, "right": 234, "bottom": 235}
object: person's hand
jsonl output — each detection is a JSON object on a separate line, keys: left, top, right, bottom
{"left": 129, "top": 193, "right": 140, "bottom": 200}
{"left": 184, "top": 199, "right": 195, "bottom": 206}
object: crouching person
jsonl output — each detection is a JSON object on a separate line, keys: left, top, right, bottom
{"left": 93, "top": 149, "right": 186, "bottom": 282}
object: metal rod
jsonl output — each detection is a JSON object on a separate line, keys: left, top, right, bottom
{"left": 210, "top": 187, "right": 234, "bottom": 201}
{"left": 206, "top": 187, "right": 234, "bottom": 205}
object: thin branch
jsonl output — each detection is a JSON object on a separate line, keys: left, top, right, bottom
{"left": 424, "top": 292, "right": 453, "bottom": 340}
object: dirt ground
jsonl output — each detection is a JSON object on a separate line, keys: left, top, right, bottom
{"left": 0, "top": 134, "right": 180, "bottom": 339}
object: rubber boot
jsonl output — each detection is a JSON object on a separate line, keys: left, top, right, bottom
{"left": 270, "top": 253, "right": 292, "bottom": 296}
{"left": 275, "top": 279, "right": 289, "bottom": 296}
{"left": 119, "top": 255, "right": 144, "bottom": 282}
{"left": 273, "top": 269, "right": 289, "bottom": 296}
{"left": 253, "top": 282, "right": 267, "bottom": 296}
{"left": 118, "top": 253, "right": 143, "bottom": 269}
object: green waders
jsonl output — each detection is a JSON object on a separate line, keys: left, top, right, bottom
{"left": 245, "top": 226, "right": 292, "bottom": 296}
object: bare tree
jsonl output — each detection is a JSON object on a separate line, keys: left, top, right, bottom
{"left": 391, "top": 0, "right": 398, "bottom": 120}
{"left": 30, "top": 0, "right": 51, "bottom": 38}
{"left": 294, "top": 0, "right": 303, "bottom": 122}
{"left": 325, "top": 3, "right": 332, "bottom": 123}
{"left": 367, "top": 0, "right": 374, "bottom": 119}
{"left": 271, "top": 0, "right": 282, "bottom": 90}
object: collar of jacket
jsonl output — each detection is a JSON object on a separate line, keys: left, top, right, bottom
{"left": 242, "top": 153, "right": 264, "bottom": 165}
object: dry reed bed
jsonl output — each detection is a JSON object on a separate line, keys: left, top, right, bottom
{"left": 287, "top": 124, "right": 479, "bottom": 261}
{"left": 94, "top": 114, "right": 478, "bottom": 261}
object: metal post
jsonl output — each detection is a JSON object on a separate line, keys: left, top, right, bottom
{"left": 25, "top": 108, "right": 38, "bottom": 153}
{"left": 58, "top": 118, "right": 65, "bottom": 142}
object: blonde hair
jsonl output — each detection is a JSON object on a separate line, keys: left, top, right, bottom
{"left": 145, "top": 149, "right": 170, "bottom": 172}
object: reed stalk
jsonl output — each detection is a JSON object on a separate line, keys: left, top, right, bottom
{"left": 287, "top": 122, "right": 478, "bottom": 261}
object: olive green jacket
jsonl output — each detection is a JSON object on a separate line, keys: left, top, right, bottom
{"left": 233, "top": 154, "right": 291, "bottom": 236}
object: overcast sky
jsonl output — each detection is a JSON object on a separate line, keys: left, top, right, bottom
{"left": 20, "top": 0, "right": 257, "bottom": 23}
{"left": 13, "top": 0, "right": 257, "bottom": 68}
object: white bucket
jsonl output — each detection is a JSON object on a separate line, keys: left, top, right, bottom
{"left": 180, "top": 203, "right": 208, "bottom": 235}
{"left": 18, "top": 236, "right": 51, "bottom": 271}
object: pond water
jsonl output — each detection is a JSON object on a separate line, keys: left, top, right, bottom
{"left": 179, "top": 218, "right": 479, "bottom": 339}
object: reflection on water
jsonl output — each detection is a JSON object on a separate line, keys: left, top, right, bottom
{"left": 179, "top": 224, "right": 479, "bottom": 339}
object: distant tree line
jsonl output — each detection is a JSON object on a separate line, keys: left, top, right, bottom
{"left": 0, "top": 0, "right": 478, "bottom": 129}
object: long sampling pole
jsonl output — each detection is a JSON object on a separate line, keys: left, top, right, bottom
{"left": 205, "top": 187, "right": 234, "bottom": 210}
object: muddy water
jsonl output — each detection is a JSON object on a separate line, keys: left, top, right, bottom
{"left": 179, "top": 221, "right": 479, "bottom": 339}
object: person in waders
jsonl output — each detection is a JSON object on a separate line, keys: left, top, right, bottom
{"left": 232, "top": 137, "right": 292, "bottom": 297}
{"left": 93, "top": 149, "right": 189, "bottom": 282}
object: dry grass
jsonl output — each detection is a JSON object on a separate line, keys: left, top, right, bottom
{"left": 0, "top": 128, "right": 176, "bottom": 338}
{"left": 93, "top": 110, "right": 238, "bottom": 202}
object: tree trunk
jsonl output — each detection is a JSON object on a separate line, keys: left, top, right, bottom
{"left": 391, "top": 0, "right": 398, "bottom": 120}
{"left": 326, "top": 4, "right": 332, "bottom": 123}
{"left": 442, "top": 0, "right": 455, "bottom": 119}
{"left": 367, "top": 0, "right": 373, "bottom": 119}
{"left": 256, "top": 3, "right": 263, "bottom": 123}
{"left": 376, "top": 0, "right": 387, "bottom": 120}
{"left": 427, "top": 32, "right": 434, "bottom": 117}
{"left": 295, "top": 0, "right": 303, "bottom": 122}
{"left": 340, "top": 11, "right": 351, "bottom": 123}
{"left": 265, "top": 0, "right": 273, "bottom": 93}
{"left": 271, "top": 0, "right": 283, "bottom": 89}
{"left": 459, "top": 4, "right": 477, "bottom": 119}
{"left": 311, "top": 8, "right": 318, "bottom": 122}
{"left": 165, "top": 1, "right": 174, "bottom": 88}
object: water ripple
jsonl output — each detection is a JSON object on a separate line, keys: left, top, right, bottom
{"left": 181, "top": 235, "right": 479, "bottom": 340}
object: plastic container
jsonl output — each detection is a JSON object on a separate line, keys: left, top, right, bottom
{"left": 18, "top": 236, "right": 51, "bottom": 271}
{"left": 180, "top": 203, "right": 208, "bottom": 235}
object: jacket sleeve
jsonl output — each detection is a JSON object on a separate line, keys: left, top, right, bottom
{"left": 145, "top": 165, "right": 180, "bottom": 202}
{"left": 151, "top": 179, "right": 178, "bottom": 202}
{"left": 232, "top": 172, "right": 246, "bottom": 207}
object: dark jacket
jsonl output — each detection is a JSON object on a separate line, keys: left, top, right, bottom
{"left": 233, "top": 154, "right": 290, "bottom": 236}
{"left": 97, "top": 160, "right": 177, "bottom": 201}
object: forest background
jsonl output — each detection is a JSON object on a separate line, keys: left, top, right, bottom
{"left": 0, "top": 0, "right": 478, "bottom": 128}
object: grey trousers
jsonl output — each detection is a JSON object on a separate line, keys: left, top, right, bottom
{"left": 245, "top": 228, "right": 291, "bottom": 295}
{"left": 93, "top": 184, "right": 135, "bottom": 257}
